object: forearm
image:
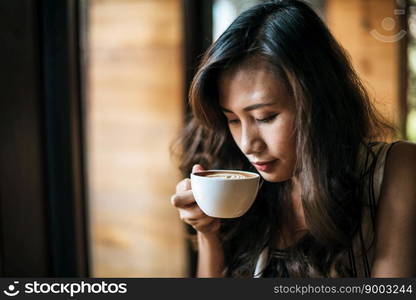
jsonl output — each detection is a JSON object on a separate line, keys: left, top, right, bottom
{"left": 196, "top": 232, "right": 226, "bottom": 278}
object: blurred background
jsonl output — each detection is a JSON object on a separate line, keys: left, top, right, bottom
{"left": 85, "top": 0, "right": 415, "bottom": 277}
{"left": 1, "top": 0, "right": 415, "bottom": 277}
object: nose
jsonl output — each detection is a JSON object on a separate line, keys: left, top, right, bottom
{"left": 239, "top": 123, "right": 265, "bottom": 155}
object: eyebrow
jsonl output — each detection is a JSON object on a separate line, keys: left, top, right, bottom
{"left": 221, "top": 101, "right": 277, "bottom": 113}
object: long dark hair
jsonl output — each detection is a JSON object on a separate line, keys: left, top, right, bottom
{"left": 172, "top": 0, "right": 395, "bottom": 277}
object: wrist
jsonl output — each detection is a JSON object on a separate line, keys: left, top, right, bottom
{"left": 197, "top": 230, "right": 221, "bottom": 243}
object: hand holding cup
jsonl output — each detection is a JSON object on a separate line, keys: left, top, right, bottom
{"left": 170, "top": 164, "right": 221, "bottom": 234}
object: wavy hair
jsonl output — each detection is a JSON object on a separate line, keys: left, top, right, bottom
{"left": 172, "top": 0, "right": 395, "bottom": 277}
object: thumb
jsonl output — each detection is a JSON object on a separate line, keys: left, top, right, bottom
{"left": 192, "top": 164, "right": 205, "bottom": 174}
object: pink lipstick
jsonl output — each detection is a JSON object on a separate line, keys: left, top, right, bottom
{"left": 252, "top": 160, "right": 277, "bottom": 172}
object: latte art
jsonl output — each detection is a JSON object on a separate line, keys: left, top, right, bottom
{"left": 194, "top": 170, "right": 257, "bottom": 180}
{"left": 205, "top": 173, "right": 247, "bottom": 179}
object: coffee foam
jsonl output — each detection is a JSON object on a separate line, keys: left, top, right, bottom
{"left": 205, "top": 173, "right": 247, "bottom": 179}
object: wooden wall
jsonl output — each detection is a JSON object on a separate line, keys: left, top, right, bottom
{"left": 87, "top": 0, "right": 186, "bottom": 277}
{"left": 85, "top": 0, "right": 406, "bottom": 277}
{"left": 326, "top": 0, "right": 405, "bottom": 131}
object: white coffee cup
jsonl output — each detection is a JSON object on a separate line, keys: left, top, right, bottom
{"left": 190, "top": 170, "right": 261, "bottom": 218}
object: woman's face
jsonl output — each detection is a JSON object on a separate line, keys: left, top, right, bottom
{"left": 218, "top": 59, "right": 297, "bottom": 182}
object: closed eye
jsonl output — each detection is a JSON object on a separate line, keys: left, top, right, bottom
{"left": 227, "top": 119, "right": 240, "bottom": 125}
{"left": 256, "top": 114, "right": 278, "bottom": 123}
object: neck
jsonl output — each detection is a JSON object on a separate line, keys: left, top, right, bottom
{"left": 282, "top": 176, "right": 306, "bottom": 231}
{"left": 272, "top": 176, "right": 308, "bottom": 249}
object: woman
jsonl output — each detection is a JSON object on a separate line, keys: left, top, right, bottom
{"left": 170, "top": 0, "right": 416, "bottom": 277}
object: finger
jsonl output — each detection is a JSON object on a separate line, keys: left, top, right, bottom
{"left": 187, "top": 215, "right": 215, "bottom": 228}
{"left": 178, "top": 205, "right": 206, "bottom": 220}
{"left": 208, "top": 219, "right": 221, "bottom": 232}
{"left": 192, "top": 218, "right": 221, "bottom": 232}
{"left": 170, "top": 190, "right": 195, "bottom": 208}
{"left": 176, "top": 178, "right": 191, "bottom": 193}
{"left": 192, "top": 164, "right": 205, "bottom": 174}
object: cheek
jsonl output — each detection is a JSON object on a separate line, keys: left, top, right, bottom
{"left": 228, "top": 126, "right": 242, "bottom": 146}
{"left": 265, "top": 121, "right": 296, "bottom": 154}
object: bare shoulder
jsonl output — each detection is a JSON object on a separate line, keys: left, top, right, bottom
{"left": 371, "top": 140, "right": 416, "bottom": 277}
{"left": 382, "top": 141, "right": 416, "bottom": 199}
{"left": 386, "top": 141, "right": 416, "bottom": 169}
{"left": 381, "top": 140, "right": 416, "bottom": 217}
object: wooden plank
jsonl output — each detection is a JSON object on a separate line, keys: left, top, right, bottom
{"left": 87, "top": 0, "right": 186, "bottom": 277}
{"left": 326, "top": 0, "right": 402, "bottom": 128}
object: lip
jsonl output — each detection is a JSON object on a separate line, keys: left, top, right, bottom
{"left": 251, "top": 160, "right": 277, "bottom": 171}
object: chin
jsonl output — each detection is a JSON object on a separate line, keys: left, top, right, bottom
{"left": 260, "top": 172, "right": 291, "bottom": 183}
